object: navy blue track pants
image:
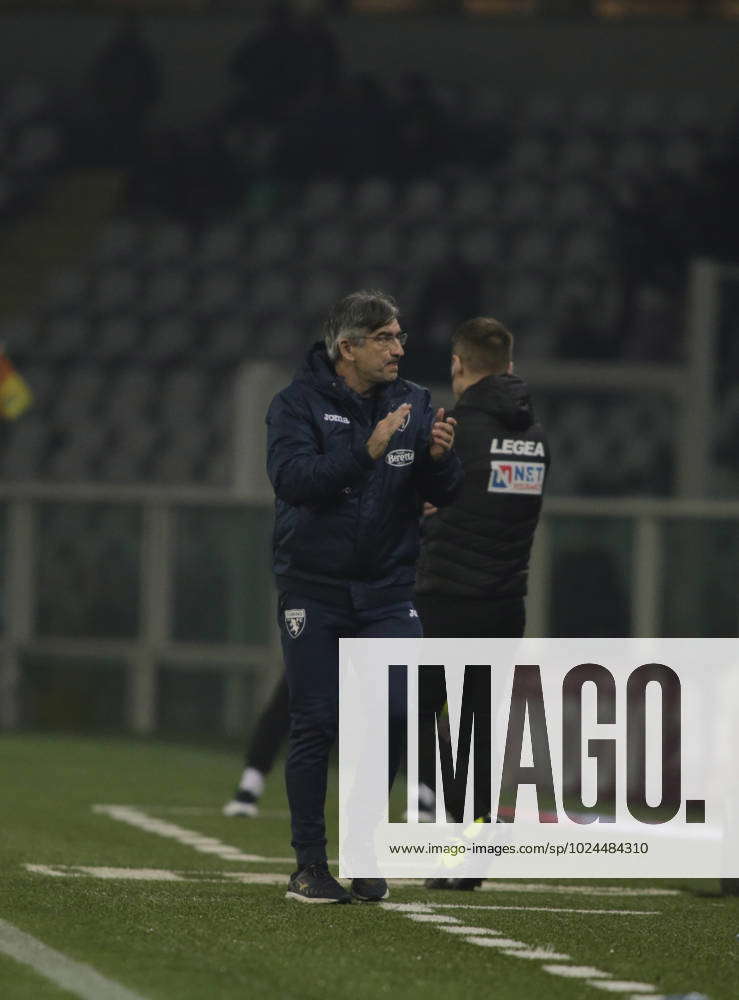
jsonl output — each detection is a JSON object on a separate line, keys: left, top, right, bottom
{"left": 278, "top": 591, "right": 423, "bottom": 867}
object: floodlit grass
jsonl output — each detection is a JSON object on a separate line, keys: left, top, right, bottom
{"left": 1, "top": 733, "right": 737, "bottom": 999}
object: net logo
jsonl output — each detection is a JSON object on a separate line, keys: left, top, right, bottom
{"left": 488, "top": 460, "right": 545, "bottom": 494}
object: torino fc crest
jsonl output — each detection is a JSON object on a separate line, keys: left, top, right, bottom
{"left": 284, "top": 608, "right": 306, "bottom": 638}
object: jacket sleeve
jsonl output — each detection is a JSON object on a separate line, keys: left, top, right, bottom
{"left": 266, "top": 390, "right": 375, "bottom": 506}
{"left": 411, "top": 392, "right": 464, "bottom": 507}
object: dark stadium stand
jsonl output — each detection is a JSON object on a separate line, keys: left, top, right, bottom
{"left": 0, "top": 78, "right": 65, "bottom": 222}
{"left": 0, "top": 76, "right": 735, "bottom": 494}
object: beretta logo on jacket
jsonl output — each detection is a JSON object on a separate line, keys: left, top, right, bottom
{"left": 385, "top": 449, "right": 414, "bottom": 468}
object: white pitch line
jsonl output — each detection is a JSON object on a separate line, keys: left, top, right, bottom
{"left": 438, "top": 926, "right": 502, "bottom": 936}
{"left": 543, "top": 965, "right": 612, "bottom": 979}
{"left": 588, "top": 982, "right": 657, "bottom": 993}
{"left": 380, "top": 903, "right": 434, "bottom": 913}
{"left": 0, "top": 919, "right": 148, "bottom": 1000}
{"left": 405, "top": 914, "right": 461, "bottom": 924}
{"left": 431, "top": 903, "right": 659, "bottom": 916}
{"left": 384, "top": 890, "right": 666, "bottom": 999}
{"left": 464, "top": 936, "right": 530, "bottom": 949}
{"left": 389, "top": 879, "right": 678, "bottom": 897}
{"left": 502, "top": 948, "right": 572, "bottom": 961}
{"left": 93, "top": 805, "right": 296, "bottom": 864}
{"left": 22, "top": 867, "right": 665, "bottom": 914}
{"left": 473, "top": 882, "right": 678, "bottom": 898}
{"left": 142, "top": 806, "right": 292, "bottom": 820}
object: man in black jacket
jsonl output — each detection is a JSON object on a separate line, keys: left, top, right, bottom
{"left": 414, "top": 316, "right": 550, "bottom": 889}
{"left": 267, "top": 290, "right": 462, "bottom": 903}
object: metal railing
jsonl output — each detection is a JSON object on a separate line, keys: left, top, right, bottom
{"left": 1, "top": 483, "right": 737, "bottom": 735}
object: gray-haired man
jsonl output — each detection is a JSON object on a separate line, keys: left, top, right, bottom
{"left": 267, "top": 290, "right": 463, "bottom": 903}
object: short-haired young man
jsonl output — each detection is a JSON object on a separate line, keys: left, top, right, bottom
{"left": 414, "top": 317, "right": 551, "bottom": 889}
{"left": 267, "top": 290, "right": 463, "bottom": 903}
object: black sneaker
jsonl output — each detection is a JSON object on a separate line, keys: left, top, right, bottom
{"left": 223, "top": 789, "right": 259, "bottom": 817}
{"left": 285, "top": 863, "right": 352, "bottom": 904}
{"left": 424, "top": 877, "right": 483, "bottom": 891}
{"left": 351, "top": 878, "right": 389, "bottom": 902}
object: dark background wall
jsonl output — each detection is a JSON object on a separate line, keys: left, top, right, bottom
{"left": 2, "top": 14, "right": 739, "bottom": 126}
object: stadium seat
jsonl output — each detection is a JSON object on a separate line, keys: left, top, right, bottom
{"left": 141, "top": 316, "right": 197, "bottom": 364}
{"left": 249, "top": 224, "right": 299, "bottom": 267}
{"left": 661, "top": 137, "right": 702, "bottom": 177}
{"left": 0, "top": 315, "right": 39, "bottom": 357}
{"left": 159, "top": 368, "right": 207, "bottom": 426}
{"left": 508, "top": 139, "right": 552, "bottom": 181}
{"left": 511, "top": 228, "right": 554, "bottom": 271}
{"left": 44, "top": 270, "right": 88, "bottom": 317}
{"left": 2, "top": 78, "right": 47, "bottom": 124}
{"left": 192, "top": 272, "right": 241, "bottom": 319}
{"left": 0, "top": 414, "right": 49, "bottom": 480}
{"left": 201, "top": 319, "right": 248, "bottom": 366}
{"left": 557, "top": 139, "right": 603, "bottom": 180}
{"left": 298, "top": 180, "right": 346, "bottom": 224}
{"left": 500, "top": 182, "right": 546, "bottom": 228}
{"left": 248, "top": 274, "right": 298, "bottom": 316}
{"left": 91, "top": 316, "right": 142, "bottom": 363}
{"left": 570, "top": 93, "right": 613, "bottom": 137}
{"left": 298, "top": 271, "right": 345, "bottom": 319}
{"left": 303, "top": 224, "right": 352, "bottom": 265}
{"left": 96, "top": 221, "right": 142, "bottom": 266}
{"left": 618, "top": 92, "right": 664, "bottom": 138}
{"left": 354, "top": 227, "right": 401, "bottom": 268}
{"left": 105, "top": 368, "right": 157, "bottom": 426}
{"left": 142, "top": 268, "right": 191, "bottom": 318}
{"left": 92, "top": 267, "right": 141, "bottom": 317}
{"left": 405, "top": 226, "right": 451, "bottom": 267}
{"left": 38, "top": 316, "right": 90, "bottom": 362}
{"left": 505, "top": 275, "right": 548, "bottom": 325}
{"left": 197, "top": 223, "right": 243, "bottom": 268}
{"left": 610, "top": 138, "right": 658, "bottom": 181}
{"left": 98, "top": 422, "right": 160, "bottom": 481}
{"left": 51, "top": 365, "right": 104, "bottom": 424}
{"left": 351, "top": 178, "right": 395, "bottom": 221}
{"left": 457, "top": 226, "right": 502, "bottom": 270}
{"left": 550, "top": 182, "right": 599, "bottom": 228}
{"left": 144, "top": 223, "right": 192, "bottom": 268}
{"left": 523, "top": 92, "right": 568, "bottom": 138}
{"left": 401, "top": 179, "right": 446, "bottom": 222}
{"left": 13, "top": 124, "right": 61, "bottom": 171}
{"left": 448, "top": 180, "right": 497, "bottom": 222}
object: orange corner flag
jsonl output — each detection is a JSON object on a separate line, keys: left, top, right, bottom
{"left": 0, "top": 350, "right": 33, "bottom": 420}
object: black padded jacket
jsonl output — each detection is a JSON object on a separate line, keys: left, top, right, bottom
{"left": 415, "top": 373, "right": 550, "bottom": 600}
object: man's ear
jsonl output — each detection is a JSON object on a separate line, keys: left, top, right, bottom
{"left": 507, "top": 361, "right": 514, "bottom": 375}
{"left": 338, "top": 339, "right": 355, "bottom": 362}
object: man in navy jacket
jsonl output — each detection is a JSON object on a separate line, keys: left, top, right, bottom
{"left": 267, "top": 289, "right": 462, "bottom": 903}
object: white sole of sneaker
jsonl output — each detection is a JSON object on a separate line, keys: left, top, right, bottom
{"left": 222, "top": 801, "right": 259, "bottom": 818}
{"left": 284, "top": 891, "right": 351, "bottom": 904}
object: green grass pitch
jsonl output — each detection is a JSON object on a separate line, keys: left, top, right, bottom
{"left": 1, "top": 733, "right": 737, "bottom": 999}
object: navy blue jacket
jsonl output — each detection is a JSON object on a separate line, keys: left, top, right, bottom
{"left": 267, "top": 343, "right": 463, "bottom": 610}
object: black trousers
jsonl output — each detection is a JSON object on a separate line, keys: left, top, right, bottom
{"left": 279, "top": 592, "right": 423, "bottom": 867}
{"left": 244, "top": 673, "right": 290, "bottom": 775}
{"left": 414, "top": 593, "right": 526, "bottom": 821}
